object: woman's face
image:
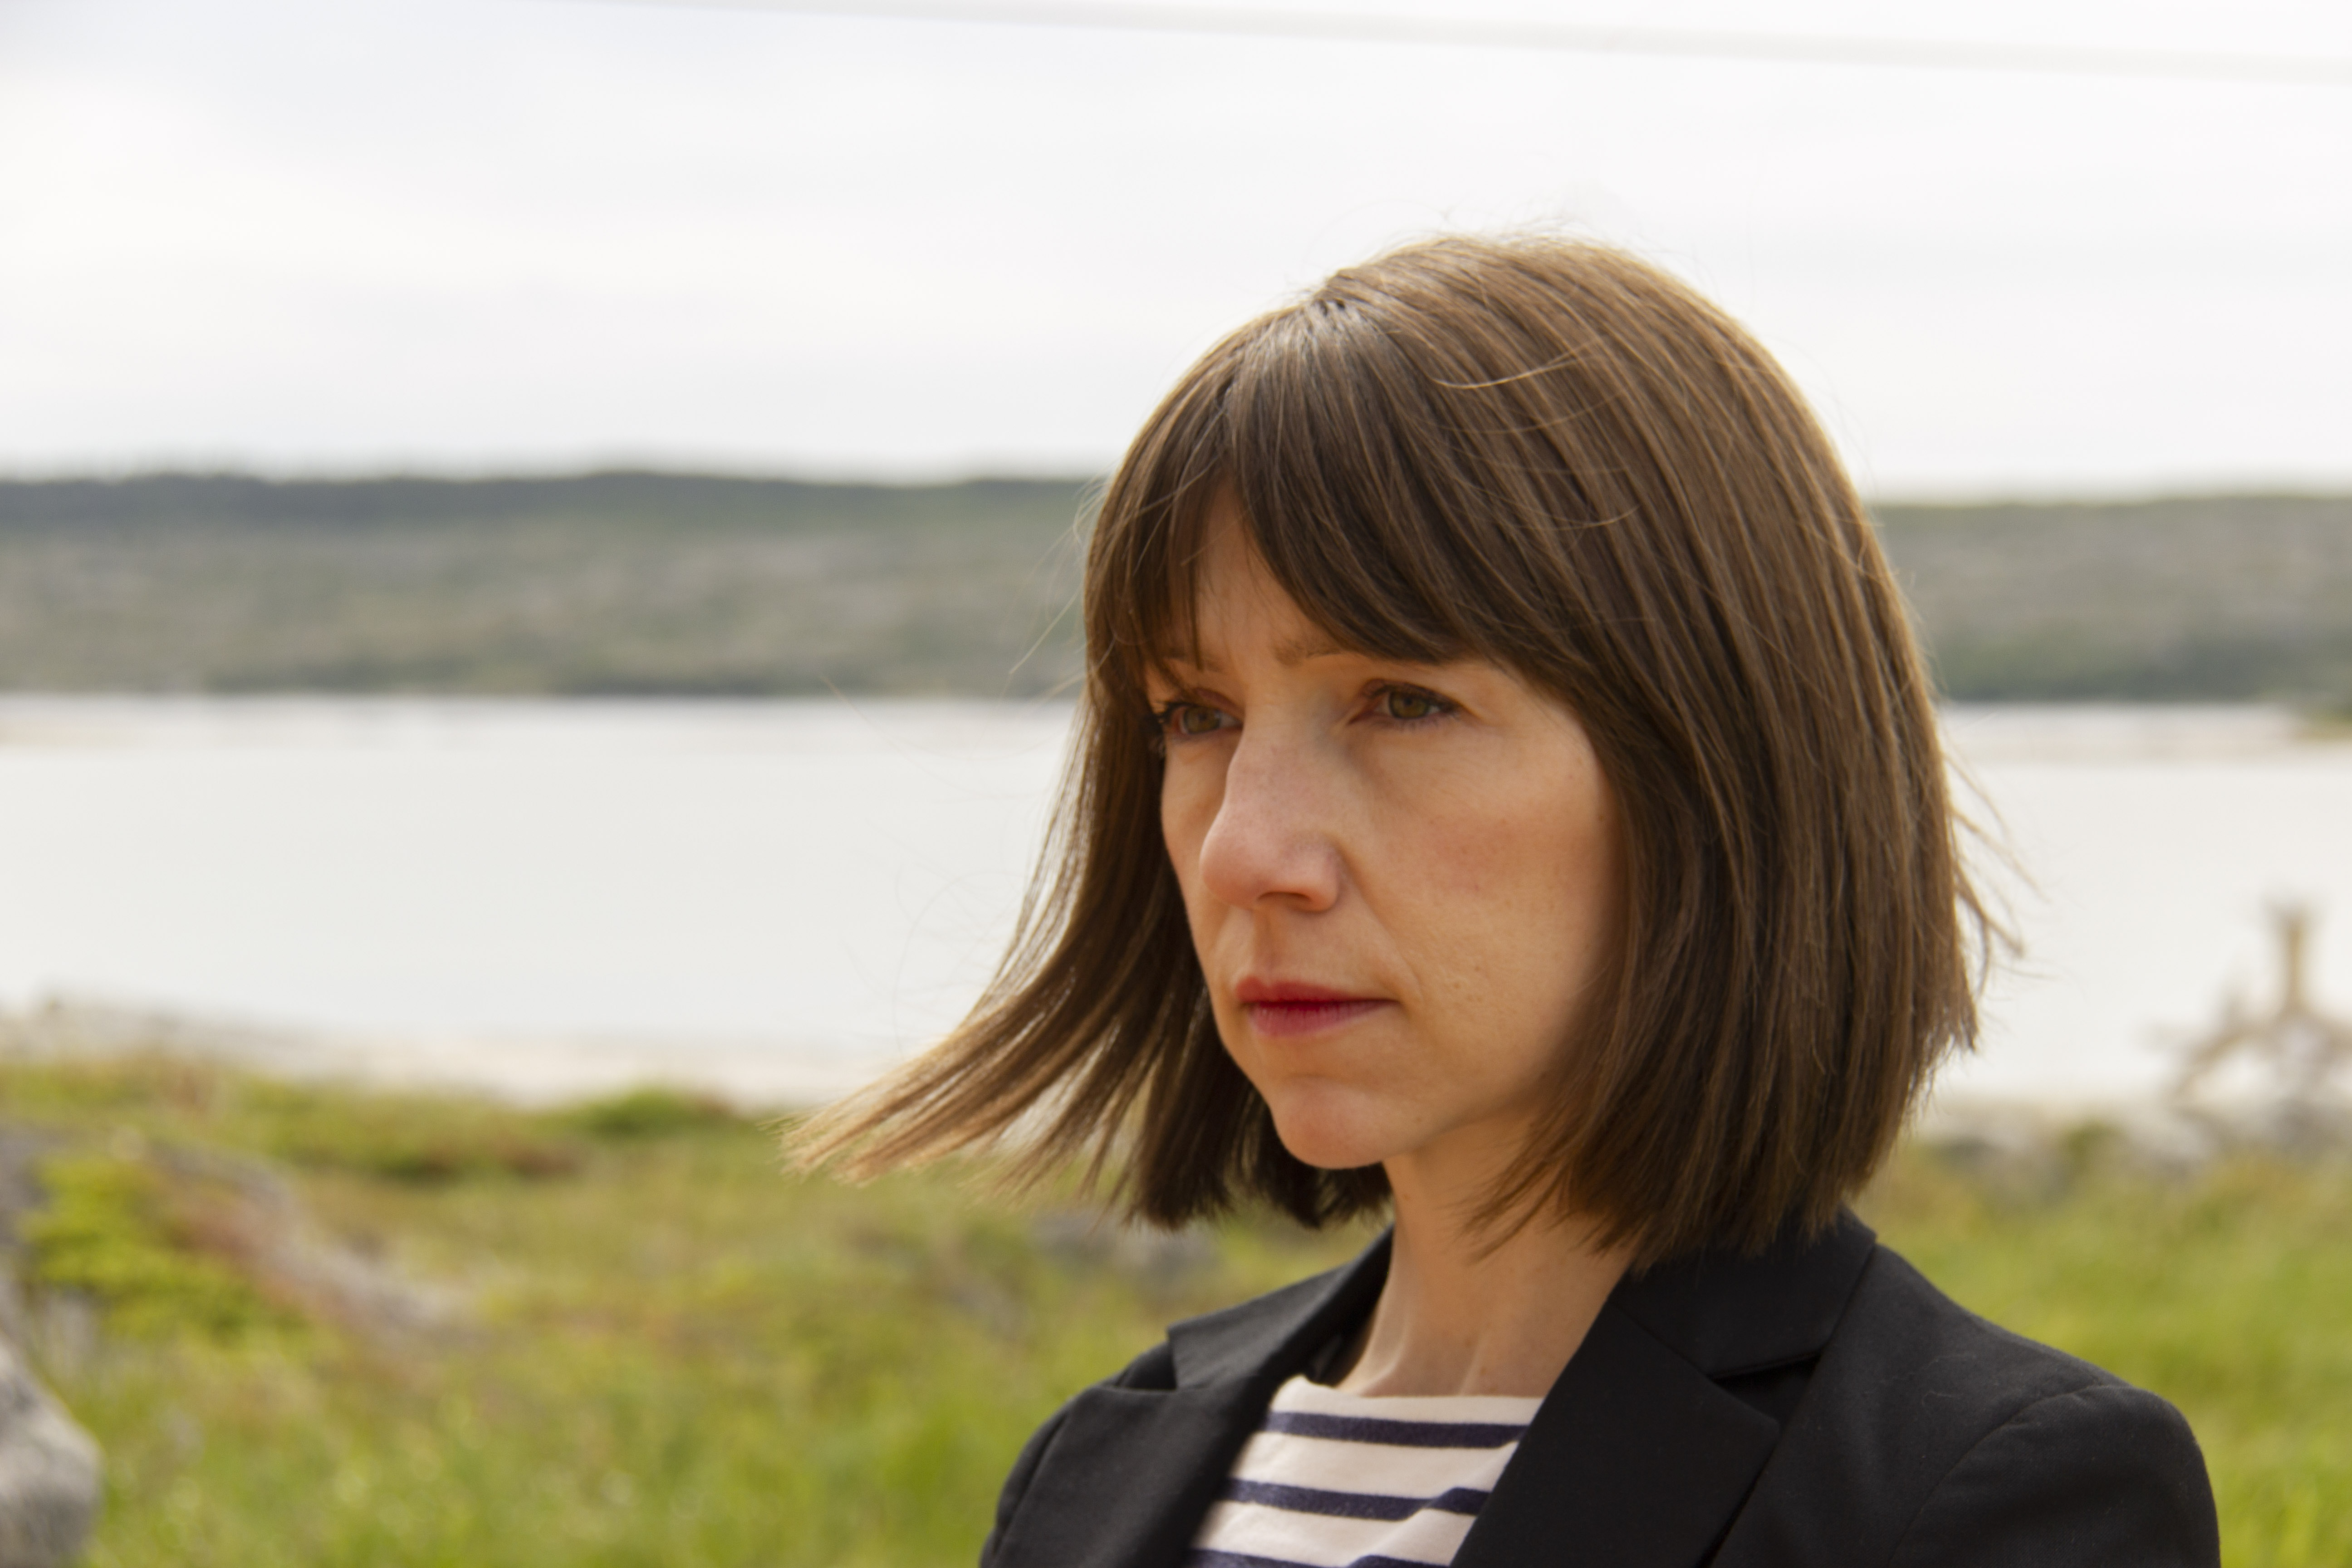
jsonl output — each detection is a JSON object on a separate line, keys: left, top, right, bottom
{"left": 1150, "top": 508, "right": 1621, "bottom": 1191}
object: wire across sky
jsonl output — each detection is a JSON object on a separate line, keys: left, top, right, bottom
{"left": 618, "top": 0, "right": 2352, "bottom": 87}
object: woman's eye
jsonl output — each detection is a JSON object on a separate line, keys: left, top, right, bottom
{"left": 1375, "top": 686, "right": 1449, "bottom": 722}
{"left": 1156, "top": 701, "right": 1231, "bottom": 738}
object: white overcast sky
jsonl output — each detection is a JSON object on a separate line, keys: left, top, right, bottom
{"left": 1, "top": 0, "right": 2347, "bottom": 495}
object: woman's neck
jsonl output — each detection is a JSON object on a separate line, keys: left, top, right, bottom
{"left": 1333, "top": 1152, "right": 1630, "bottom": 1401}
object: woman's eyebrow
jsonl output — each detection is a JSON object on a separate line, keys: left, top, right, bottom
{"left": 1273, "top": 632, "right": 1350, "bottom": 666}
{"left": 1151, "top": 654, "right": 1215, "bottom": 682}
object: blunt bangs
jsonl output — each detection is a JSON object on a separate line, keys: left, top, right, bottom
{"left": 1101, "top": 272, "right": 1651, "bottom": 717}
{"left": 1101, "top": 325, "right": 1476, "bottom": 707}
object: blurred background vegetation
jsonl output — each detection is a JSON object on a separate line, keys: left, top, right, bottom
{"left": 3, "top": 474, "right": 2350, "bottom": 708}
{"left": 0, "top": 475, "right": 1089, "bottom": 700}
{"left": 0, "top": 1055, "right": 2344, "bottom": 1568}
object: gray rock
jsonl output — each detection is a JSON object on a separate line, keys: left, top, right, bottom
{"left": 0, "top": 1333, "right": 99, "bottom": 1568}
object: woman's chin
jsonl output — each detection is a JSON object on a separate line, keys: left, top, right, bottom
{"left": 1263, "top": 1093, "right": 1403, "bottom": 1173}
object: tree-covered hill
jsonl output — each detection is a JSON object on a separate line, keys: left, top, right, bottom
{"left": 1876, "top": 493, "right": 2352, "bottom": 707}
{"left": 1, "top": 474, "right": 2346, "bottom": 705}
{"left": 0, "top": 472, "right": 1093, "bottom": 697}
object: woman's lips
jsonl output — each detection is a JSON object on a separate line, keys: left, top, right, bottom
{"left": 1234, "top": 980, "right": 1391, "bottom": 1039}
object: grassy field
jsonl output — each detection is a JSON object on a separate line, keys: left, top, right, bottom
{"left": 3, "top": 474, "right": 2350, "bottom": 707}
{"left": 0, "top": 1054, "right": 2345, "bottom": 1567}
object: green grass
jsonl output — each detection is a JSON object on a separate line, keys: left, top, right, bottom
{"left": 0, "top": 1058, "right": 1365, "bottom": 1567}
{"left": 20, "top": 1151, "right": 287, "bottom": 1340}
{"left": 0, "top": 1055, "right": 2344, "bottom": 1566}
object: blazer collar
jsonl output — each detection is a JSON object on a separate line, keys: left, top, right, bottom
{"left": 1167, "top": 1229, "right": 1393, "bottom": 1387}
{"left": 1611, "top": 1207, "right": 1878, "bottom": 1376}
{"left": 1159, "top": 1208, "right": 1879, "bottom": 1388}
{"left": 991, "top": 1213, "right": 1877, "bottom": 1568}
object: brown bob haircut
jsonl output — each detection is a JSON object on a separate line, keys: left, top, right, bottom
{"left": 797, "top": 233, "right": 1983, "bottom": 1266}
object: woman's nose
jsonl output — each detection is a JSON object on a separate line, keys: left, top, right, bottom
{"left": 1195, "top": 731, "right": 1343, "bottom": 913}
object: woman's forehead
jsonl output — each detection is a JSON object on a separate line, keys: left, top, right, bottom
{"left": 1142, "top": 519, "right": 1356, "bottom": 672}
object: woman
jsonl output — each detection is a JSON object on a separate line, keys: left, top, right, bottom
{"left": 797, "top": 235, "right": 2219, "bottom": 1568}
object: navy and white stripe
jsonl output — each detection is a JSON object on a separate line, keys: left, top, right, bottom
{"left": 1185, "top": 1375, "right": 1540, "bottom": 1568}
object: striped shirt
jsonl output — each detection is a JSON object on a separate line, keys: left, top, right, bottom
{"left": 1185, "top": 1374, "right": 1542, "bottom": 1568}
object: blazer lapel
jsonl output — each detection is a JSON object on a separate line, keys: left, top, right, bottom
{"left": 986, "top": 1236, "right": 1393, "bottom": 1568}
{"left": 1454, "top": 1302, "right": 1779, "bottom": 1568}
{"left": 1454, "top": 1211, "right": 1880, "bottom": 1568}
{"left": 989, "top": 1379, "right": 1275, "bottom": 1568}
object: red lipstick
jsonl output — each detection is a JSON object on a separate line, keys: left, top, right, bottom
{"left": 1234, "top": 979, "right": 1390, "bottom": 1039}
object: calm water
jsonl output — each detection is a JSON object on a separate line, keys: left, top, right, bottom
{"left": 0, "top": 697, "right": 2345, "bottom": 1108}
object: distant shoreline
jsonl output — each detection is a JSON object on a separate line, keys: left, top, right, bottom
{"left": 0, "top": 994, "right": 877, "bottom": 1112}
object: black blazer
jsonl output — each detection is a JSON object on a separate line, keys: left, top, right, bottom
{"left": 980, "top": 1212, "right": 2219, "bottom": 1567}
